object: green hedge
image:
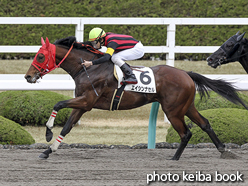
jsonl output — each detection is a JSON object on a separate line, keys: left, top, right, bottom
{"left": 194, "top": 92, "right": 248, "bottom": 111}
{"left": 0, "top": 91, "right": 72, "bottom": 126}
{"left": 166, "top": 108, "right": 248, "bottom": 145}
{"left": 0, "top": 116, "right": 35, "bottom": 145}
{"left": 1, "top": 0, "right": 248, "bottom": 60}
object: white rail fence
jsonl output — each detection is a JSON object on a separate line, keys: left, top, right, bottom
{"left": 0, "top": 17, "right": 248, "bottom": 91}
{"left": 1, "top": 74, "right": 248, "bottom": 91}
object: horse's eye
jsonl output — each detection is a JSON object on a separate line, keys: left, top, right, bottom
{"left": 225, "top": 42, "right": 234, "bottom": 49}
{"left": 36, "top": 53, "right": 45, "bottom": 63}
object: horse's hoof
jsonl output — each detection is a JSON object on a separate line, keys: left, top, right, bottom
{"left": 39, "top": 148, "right": 52, "bottom": 159}
{"left": 46, "top": 127, "right": 53, "bottom": 142}
{"left": 220, "top": 150, "right": 240, "bottom": 159}
{"left": 46, "top": 135, "right": 53, "bottom": 142}
{"left": 39, "top": 153, "right": 49, "bottom": 159}
{"left": 170, "top": 158, "right": 179, "bottom": 161}
{"left": 169, "top": 157, "right": 179, "bottom": 161}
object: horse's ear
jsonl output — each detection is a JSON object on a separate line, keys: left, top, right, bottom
{"left": 236, "top": 31, "right": 240, "bottom": 35}
{"left": 237, "top": 32, "right": 246, "bottom": 42}
{"left": 45, "top": 37, "right": 50, "bottom": 48}
{"left": 41, "top": 37, "right": 45, "bottom": 45}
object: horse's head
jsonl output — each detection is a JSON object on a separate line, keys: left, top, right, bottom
{"left": 207, "top": 31, "right": 246, "bottom": 68}
{"left": 25, "top": 37, "right": 56, "bottom": 83}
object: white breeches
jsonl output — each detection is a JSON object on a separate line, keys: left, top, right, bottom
{"left": 111, "top": 42, "right": 145, "bottom": 67}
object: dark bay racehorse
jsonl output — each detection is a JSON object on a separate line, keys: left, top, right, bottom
{"left": 25, "top": 36, "right": 248, "bottom": 160}
{"left": 207, "top": 31, "right": 248, "bottom": 73}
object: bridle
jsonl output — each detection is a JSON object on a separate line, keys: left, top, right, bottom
{"left": 216, "top": 34, "right": 247, "bottom": 66}
{"left": 217, "top": 45, "right": 248, "bottom": 67}
{"left": 32, "top": 40, "right": 74, "bottom": 77}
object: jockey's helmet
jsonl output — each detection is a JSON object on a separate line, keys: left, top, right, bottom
{"left": 89, "top": 27, "right": 106, "bottom": 41}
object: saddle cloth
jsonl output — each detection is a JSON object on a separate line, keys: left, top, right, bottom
{"left": 114, "top": 65, "right": 156, "bottom": 93}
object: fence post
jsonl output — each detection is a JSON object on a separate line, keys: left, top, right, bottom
{"left": 166, "top": 23, "right": 176, "bottom": 66}
{"left": 163, "top": 22, "right": 175, "bottom": 124}
{"left": 148, "top": 102, "right": 159, "bottom": 149}
{"left": 75, "top": 20, "right": 84, "bottom": 42}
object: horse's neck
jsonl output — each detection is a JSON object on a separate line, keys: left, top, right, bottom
{"left": 239, "top": 58, "right": 248, "bottom": 73}
{"left": 56, "top": 47, "right": 112, "bottom": 80}
{"left": 56, "top": 46, "right": 99, "bottom": 78}
{"left": 239, "top": 39, "right": 248, "bottom": 73}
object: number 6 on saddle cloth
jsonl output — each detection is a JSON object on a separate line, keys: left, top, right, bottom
{"left": 110, "top": 65, "right": 156, "bottom": 110}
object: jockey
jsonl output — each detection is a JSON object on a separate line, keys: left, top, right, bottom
{"left": 83, "top": 27, "right": 145, "bottom": 84}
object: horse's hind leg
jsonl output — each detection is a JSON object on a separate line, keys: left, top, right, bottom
{"left": 160, "top": 92, "right": 193, "bottom": 160}
{"left": 186, "top": 104, "right": 225, "bottom": 153}
{"left": 168, "top": 116, "right": 192, "bottom": 160}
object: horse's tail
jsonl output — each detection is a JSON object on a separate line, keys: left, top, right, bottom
{"left": 187, "top": 71, "right": 248, "bottom": 110}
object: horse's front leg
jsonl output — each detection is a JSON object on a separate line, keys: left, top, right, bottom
{"left": 39, "top": 108, "right": 85, "bottom": 159}
{"left": 45, "top": 100, "right": 70, "bottom": 142}
{"left": 39, "top": 96, "right": 94, "bottom": 159}
{"left": 45, "top": 96, "right": 93, "bottom": 142}
{"left": 45, "top": 110, "right": 57, "bottom": 142}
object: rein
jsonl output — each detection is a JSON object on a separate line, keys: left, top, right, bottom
{"left": 73, "top": 43, "right": 103, "bottom": 79}
{"left": 77, "top": 42, "right": 104, "bottom": 56}
{"left": 57, "top": 42, "right": 75, "bottom": 67}
{"left": 73, "top": 54, "right": 97, "bottom": 79}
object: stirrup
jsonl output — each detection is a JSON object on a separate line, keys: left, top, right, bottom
{"left": 120, "top": 78, "right": 138, "bottom": 85}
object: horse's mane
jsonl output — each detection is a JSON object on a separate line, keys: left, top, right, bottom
{"left": 54, "top": 36, "right": 104, "bottom": 57}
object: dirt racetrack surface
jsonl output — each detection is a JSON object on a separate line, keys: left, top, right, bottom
{"left": 0, "top": 148, "right": 248, "bottom": 186}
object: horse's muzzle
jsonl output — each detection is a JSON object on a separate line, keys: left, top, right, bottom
{"left": 208, "top": 62, "right": 218, "bottom": 69}
{"left": 207, "top": 57, "right": 217, "bottom": 68}
{"left": 24, "top": 75, "right": 37, "bottom": 83}
{"left": 207, "top": 57, "right": 221, "bottom": 69}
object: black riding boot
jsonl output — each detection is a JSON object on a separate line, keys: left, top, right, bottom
{"left": 120, "top": 63, "right": 138, "bottom": 85}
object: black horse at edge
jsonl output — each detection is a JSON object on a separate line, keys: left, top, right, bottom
{"left": 207, "top": 31, "right": 248, "bottom": 73}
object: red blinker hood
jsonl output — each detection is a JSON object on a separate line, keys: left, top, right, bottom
{"left": 31, "top": 37, "right": 56, "bottom": 76}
